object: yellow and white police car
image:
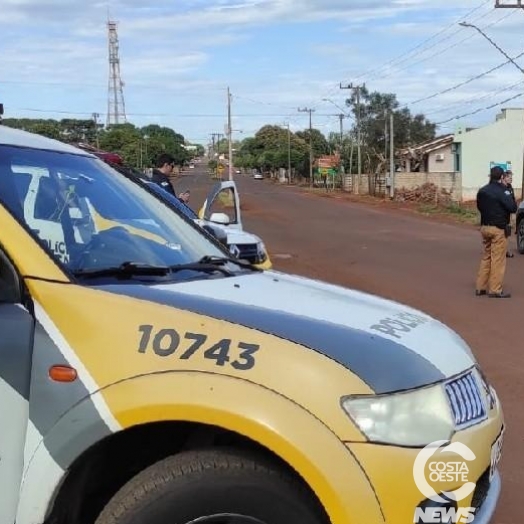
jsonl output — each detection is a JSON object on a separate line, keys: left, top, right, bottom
{"left": 0, "top": 126, "right": 503, "bottom": 524}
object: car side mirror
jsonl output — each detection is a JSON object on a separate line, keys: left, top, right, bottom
{"left": 209, "top": 212, "right": 230, "bottom": 225}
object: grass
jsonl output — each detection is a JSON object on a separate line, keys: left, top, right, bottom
{"left": 417, "top": 203, "right": 480, "bottom": 224}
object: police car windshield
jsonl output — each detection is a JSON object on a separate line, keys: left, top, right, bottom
{"left": 144, "top": 181, "right": 198, "bottom": 220}
{"left": 0, "top": 145, "right": 228, "bottom": 280}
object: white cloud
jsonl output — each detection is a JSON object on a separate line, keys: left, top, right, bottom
{"left": 1, "top": 0, "right": 523, "bottom": 143}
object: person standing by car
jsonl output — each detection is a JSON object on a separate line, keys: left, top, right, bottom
{"left": 475, "top": 165, "right": 518, "bottom": 298}
{"left": 502, "top": 170, "right": 517, "bottom": 258}
{"left": 151, "top": 153, "right": 176, "bottom": 196}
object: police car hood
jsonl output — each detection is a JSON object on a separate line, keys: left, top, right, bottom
{"left": 224, "top": 229, "right": 262, "bottom": 245}
{"left": 195, "top": 221, "right": 262, "bottom": 245}
{"left": 103, "top": 270, "right": 476, "bottom": 394}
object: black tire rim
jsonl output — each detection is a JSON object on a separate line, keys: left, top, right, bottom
{"left": 186, "top": 516, "right": 267, "bottom": 524}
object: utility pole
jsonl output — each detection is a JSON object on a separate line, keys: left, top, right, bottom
{"left": 210, "top": 133, "right": 216, "bottom": 156}
{"left": 227, "top": 87, "right": 233, "bottom": 181}
{"left": 285, "top": 122, "right": 292, "bottom": 184}
{"left": 210, "top": 132, "right": 223, "bottom": 178}
{"left": 298, "top": 107, "right": 315, "bottom": 187}
{"left": 338, "top": 114, "right": 345, "bottom": 148}
{"left": 461, "top": 16, "right": 524, "bottom": 198}
{"left": 384, "top": 109, "right": 388, "bottom": 161}
{"left": 92, "top": 112, "right": 100, "bottom": 148}
{"left": 340, "top": 82, "right": 365, "bottom": 194}
{"left": 336, "top": 114, "right": 345, "bottom": 191}
{"left": 211, "top": 133, "right": 224, "bottom": 155}
{"left": 389, "top": 112, "right": 395, "bottom": 199}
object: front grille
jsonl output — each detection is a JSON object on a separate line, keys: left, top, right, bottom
{"left": 445, "top": 371, "right": 487, "bottom": 429}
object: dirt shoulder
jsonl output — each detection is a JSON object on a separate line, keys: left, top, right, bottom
{"left": 279, "top": 182, "right": 482, "bottom": 229}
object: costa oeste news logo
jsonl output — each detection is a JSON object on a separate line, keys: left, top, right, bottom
{"left": 413, "top": 440, "right": 477, "bottom": 524}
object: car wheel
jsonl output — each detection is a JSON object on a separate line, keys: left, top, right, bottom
{"left": 518, "top": 219, "right": 524, "bottom": 254}
{"left": 94, "top": 448, "right": 328, "bottom": 524}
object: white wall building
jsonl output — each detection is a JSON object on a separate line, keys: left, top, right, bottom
{"left": 454, "top": 108, "right": 524, "bottom": 201}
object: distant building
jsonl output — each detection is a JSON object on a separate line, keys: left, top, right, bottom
{"left": 395, "top": 134, "right": 461, "bottom": 201}
{"left": 454, "top": 107, "right": 524, "bottom": 200}
{"left": 393, "top": 108, "right": 524, "bottom": 201}
{"left": 397, "top": 134, "right": 455, "bottom": 174}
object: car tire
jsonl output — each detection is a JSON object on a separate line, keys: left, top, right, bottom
{"left": 94, "top": 448, "right": 329, "bottom": 524}
{"left": 518, "top": 219, "right": 524, "bottom": 254}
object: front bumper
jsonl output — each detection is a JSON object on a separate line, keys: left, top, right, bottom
{"left": 253, "top": 255, "right": 272, "bottom": 270}
{"left": 346, "top": 417, "right": 503, "bottom": 523}
{"left": 473, "top": 469, "right": 501, "bottom": 524}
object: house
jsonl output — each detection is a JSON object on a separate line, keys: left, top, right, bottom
{"left": 454, "top": 107, "right": 524, "bottom": 201}
{"left": 394, "top": 134, "right": 461, "bottom": 201}
{"left": 397, "top": 134, "right": 455, "bottom": 173}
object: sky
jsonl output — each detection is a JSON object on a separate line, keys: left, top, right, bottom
{"left": 1, "top": 0, "right": 524, "bottom": 146}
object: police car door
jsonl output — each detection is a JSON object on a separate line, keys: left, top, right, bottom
{"left": 0, "top": 249, "right": 35, "bottom": 524}
{"left": 198, "top": 180, "right": 243, "bottom": 231}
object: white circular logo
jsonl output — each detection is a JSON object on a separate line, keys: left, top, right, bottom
{"left": 413, "top": 440, "right": 477, "bottom": 503}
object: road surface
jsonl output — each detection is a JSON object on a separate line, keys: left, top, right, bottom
{"left": 175, "top": 166, "right": 523, "bottom": 523}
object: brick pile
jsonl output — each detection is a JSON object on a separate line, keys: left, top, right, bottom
{"left": 394, "top": 183, "right": 453, "bottom": 206}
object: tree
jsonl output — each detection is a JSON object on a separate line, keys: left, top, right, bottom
{"left": 3, "top": 118, "right": 62, "bottom": 140}
{"left": 295, "top": 129, "right": 330, "bottom": 158}
{"left": 345, "top": 87, "right": 436, "bottom": 191}
{"left": 3, "top": 117, "right": 193, "bottom": 168}
{"left": 234, "top": 125, "right": 310, "bottom": 178}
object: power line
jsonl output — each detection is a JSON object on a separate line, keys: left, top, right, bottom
{"left": 367, "top": 9, "right": 513, "bottom": 83}
{"left": 8, "top": 107, "right": 344, "bottom": 119}
{"left": 425, "top": 79, "right": 524, "bottom": 116}
{"left": 232, "top": 94, "right": 295, "bottom": 111}
{"left": 350, "top": 0, "right": 492, "bottom": 83}
{"left": 435, "top": 92, "right": 524, "bottom": 125}
{"left": 408, "top": 49, "right": 524, "bottom": 106}
{"left": 308, "top": 0, "right": 495, "bottom": 107}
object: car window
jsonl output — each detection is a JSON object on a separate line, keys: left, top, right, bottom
{"left": 208, "top": 187, "right": 237, "bottom": 224}
{"left": 0, "top": 145, "right": 227, "bottom": 280}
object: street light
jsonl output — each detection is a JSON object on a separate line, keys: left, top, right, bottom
{"left": 459, "top": 21, "right": 524, "bottom": 198}
{"left": 459, "top": 22, "right": 524, "bottom": 74}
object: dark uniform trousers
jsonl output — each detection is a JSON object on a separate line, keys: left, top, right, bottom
{"left": 476, "top": 225, "right": 508, "bottom": 294}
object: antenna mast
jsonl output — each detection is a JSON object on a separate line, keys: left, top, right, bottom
{"left": 106, "top": 19, "right": 127, "bottom": 126}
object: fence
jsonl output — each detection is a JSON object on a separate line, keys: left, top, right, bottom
{"left": 341, "top": 171, "right": 462, "bottom": 201}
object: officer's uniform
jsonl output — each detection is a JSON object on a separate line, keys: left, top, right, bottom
{"left": 476, "top": 174, "right": 518, "bottom": 298}
{"left": 151, "top": 169, "right": 176, "bottom": 196}
{"left": 505, "top": 181, "right": 516, "bottom": 258}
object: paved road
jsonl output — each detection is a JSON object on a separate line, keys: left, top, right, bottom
{"left": 175, "top": 166, "right": 522, "bottom": 523}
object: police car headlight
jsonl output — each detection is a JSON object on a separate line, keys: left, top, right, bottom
{"left": 256, "top": 241, "right": 267, "bottom": 262}
{"left": 341, "top": 384, "right": 454, "bottom": 447}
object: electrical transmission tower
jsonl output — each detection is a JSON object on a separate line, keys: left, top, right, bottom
{"left": 106, "top": 20, "right": 127, "bottom": 126}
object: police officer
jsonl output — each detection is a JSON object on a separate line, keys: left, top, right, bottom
{"left": 502, "top": 170, "right": 516, "bottom": 258}
{"left": 475, "top": 165, "right": 518, "bottom": 298}
{"left": 151, "top": 153, "right": 176, "bottom": 196}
